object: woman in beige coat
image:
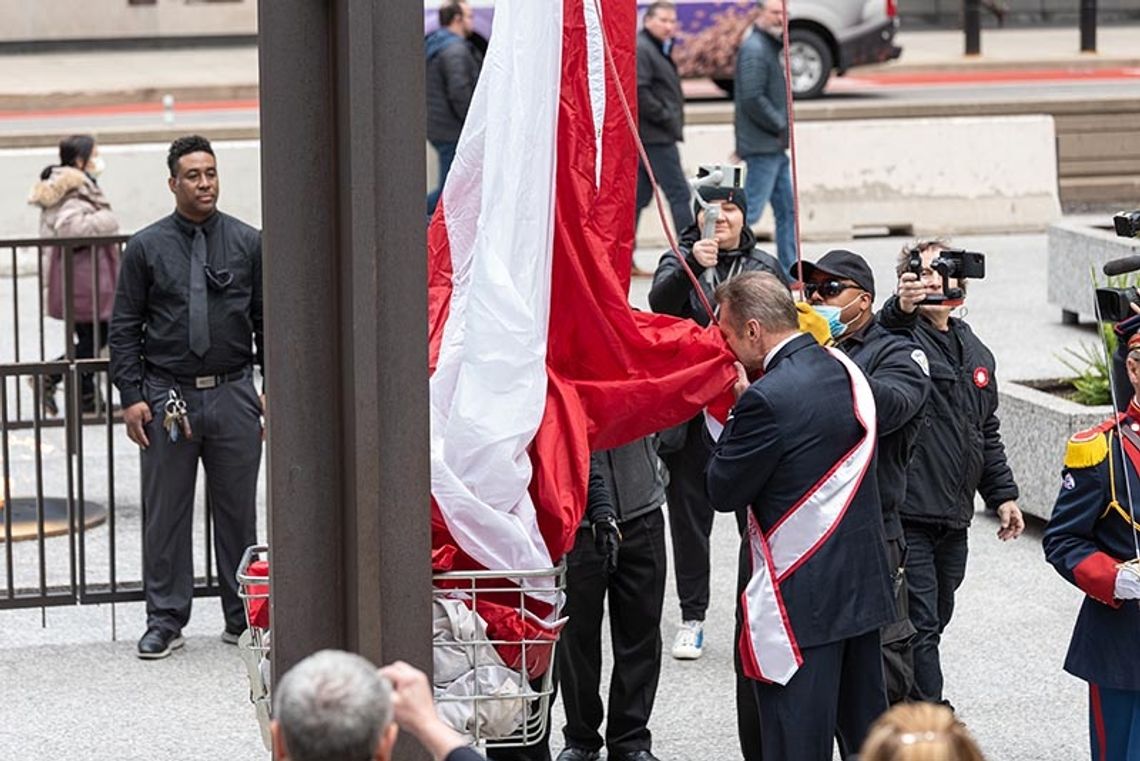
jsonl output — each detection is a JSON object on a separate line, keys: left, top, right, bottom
{"left": 27, "top": 134, "right": 121, "bottom": 415}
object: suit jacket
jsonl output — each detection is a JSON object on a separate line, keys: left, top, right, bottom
{"left": 1045, "top": 410, "right": 1140, "bottom": 691}
{"left": 636, "top": 28, "right": 684, "bottom": 144}
{"left": 707, "top": 333, "right": 894, "bottom": 648}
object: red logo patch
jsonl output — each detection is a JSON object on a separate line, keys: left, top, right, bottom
{"left": 973, "top": 367, "right": 990, "bottom": 388}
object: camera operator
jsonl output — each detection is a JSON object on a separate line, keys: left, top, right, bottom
{"left": 879, "top": 239, "right": 1025, "bottom": 709}
{"left": 801, "top": 249, "right": 931, "bottom": 704}
{"left": 648, "top": 183, "right": 785, "bottom": 662}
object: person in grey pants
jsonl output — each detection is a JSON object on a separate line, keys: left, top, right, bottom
{"left": 109, "top": 134, "right": 265, "bottom": 660}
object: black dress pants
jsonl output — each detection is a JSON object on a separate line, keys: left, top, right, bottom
{"left": 140, "top": 372, "right": 261, "bottom": 634}
{"left": 903, "top": 522, "right": 969, "bottom": 705}
{"left": 734, "top": 526, "right": 764, "bottom": 761}
{"left": 751, "top": 629, "right": 887, "bottom": 761}
{"left": 661, "top": 417, "right": 715, "bottom": 622}
{"left": 559, "top": 510, "right": 667, "bottom": 755}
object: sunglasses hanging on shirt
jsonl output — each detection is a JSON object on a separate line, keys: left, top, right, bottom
{"left": 204, "top": 264, "right": 234, "bottom": 291}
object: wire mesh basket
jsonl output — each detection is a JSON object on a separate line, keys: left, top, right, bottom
{"left": 236, "top": 544, "right": 272, "bottom": 751}
{"left": 432, "top": 563, "right": 567, "bottom": 749}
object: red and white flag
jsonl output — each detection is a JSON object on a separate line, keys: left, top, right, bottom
{"left": 427, "top": 0, "right": 735, "bottom": 596}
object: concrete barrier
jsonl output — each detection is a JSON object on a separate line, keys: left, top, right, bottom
{"left": 0, "top": 140, "right": 261, "bottom": 274}
{"left": 1048, "top": 219, "right": 1140, "bottom": 323}
{"left": 999, "top": 380, "right": 1111, "bottom": 521}
{"left": 1, "top": 116, "right": 1059, "bottom": 273}
{"left": 634, "top": 115, "right": 1062, "bottom": 248}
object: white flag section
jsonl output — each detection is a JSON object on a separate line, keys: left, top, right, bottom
{"left": 740, "top": 348, "right": 877, "bottom": 685}
{"left": 430, "top": 0, "right": 565, "bottom": 577}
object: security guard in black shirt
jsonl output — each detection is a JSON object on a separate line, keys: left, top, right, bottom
{"left": 802, "top": 249, "right": 931, "bottom": 703}
{"left": 109, "top": 134, "right": 265, "bottom": 660}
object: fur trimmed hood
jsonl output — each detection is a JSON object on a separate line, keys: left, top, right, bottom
{"left": 28, "top": 166, "right": 98, "bottom": 209}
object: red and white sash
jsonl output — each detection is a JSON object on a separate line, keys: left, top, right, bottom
{"left": 738, "top": 347, "right": 877, "bottom": 686}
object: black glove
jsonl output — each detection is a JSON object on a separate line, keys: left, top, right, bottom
{"left": 591, "top": 515, "right": 622, "bottom": 575}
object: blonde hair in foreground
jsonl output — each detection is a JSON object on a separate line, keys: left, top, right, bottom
{"left": 860, "top": 703, "right": 986, "bottom": 761}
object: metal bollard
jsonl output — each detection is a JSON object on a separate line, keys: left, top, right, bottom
{"left": 964, "top": 0, "right": 981, "bottom": 56}
{"left": 1080, "top": 0, "right": 1098, "bottom": 53}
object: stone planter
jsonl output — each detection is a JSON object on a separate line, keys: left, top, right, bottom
{"left": 1048, "top": 219, "right": 1140, "bottom": 324}
{"left": 998, "top": 380, "right": 1112, "bottom": 521}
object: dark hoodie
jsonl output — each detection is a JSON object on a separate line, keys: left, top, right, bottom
{"left": 648, "top": 223, "right": 786, "bottom": 327}
{"left": 425, "top": 28, "right": 482, "bottom": 143}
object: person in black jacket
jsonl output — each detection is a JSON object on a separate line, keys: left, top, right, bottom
{"left": 879, "top": 239, "right": 1025, "bottom": 708}
{"left": 647, "top": 184, "right": 784, "bottom": 662}
{"left": 801, "top": 249, "right": 931, "bottom": 705}
{"left": 634, "top": 1, "right": 692, "bottom": 260}
{"left": 425, "top": 1, "right": 482, "bottom": 218}
{"left": 554, "top": 438, "right": 667, "bottom": 761}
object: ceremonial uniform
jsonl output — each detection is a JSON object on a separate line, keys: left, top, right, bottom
{"left": 1045, "top": 405, "right": 1140, "bottom": 761}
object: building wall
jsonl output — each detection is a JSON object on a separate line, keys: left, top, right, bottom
{"left": 0, "top": 0, "right": 257, "bottom": 44}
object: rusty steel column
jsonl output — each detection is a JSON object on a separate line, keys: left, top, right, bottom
{"left": 258, "top": 0, "right": 430, "bottom": 728}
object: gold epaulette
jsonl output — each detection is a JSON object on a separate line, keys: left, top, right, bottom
{"left": 796, "top": 302, "right": 832, "bottom": 347}
{"left": 1064, "top": 418, "right": 1119, "bottom": 469}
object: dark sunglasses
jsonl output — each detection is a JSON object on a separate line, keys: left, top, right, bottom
{"left": 804, "top": 280, "right": 861, "bottom": 299}
{"left": 204, "top": 264, "right": 234, "bottom": 291}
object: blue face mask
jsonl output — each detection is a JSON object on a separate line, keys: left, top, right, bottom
{"left": 812, "top": 304, "right": 846, "bottom": 338}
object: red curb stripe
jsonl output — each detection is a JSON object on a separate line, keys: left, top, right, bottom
{"left": 0, "top": 98, "right": 260, "bottom": 120}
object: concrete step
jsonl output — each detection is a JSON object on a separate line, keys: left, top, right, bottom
{"left": 1059, "top": 174, "right": 1140, "bottom": 204}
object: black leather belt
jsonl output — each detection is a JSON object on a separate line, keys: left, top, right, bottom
{"left": 148, "top": 366, "right": 248, "bottom": 390}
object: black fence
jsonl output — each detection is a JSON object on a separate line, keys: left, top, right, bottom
{"left": 0, "top": 235, "right": 224, "bottom": 615}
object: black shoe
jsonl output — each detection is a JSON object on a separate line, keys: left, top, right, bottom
{"left": 28, "top": 376, "right": 59, "bottom": 417}
{"left": 221, "top": 626, "right": 245, "bottom": 645}
{"left": 610, "top": 752, "right": 661, "bottom": 761}
{"left": 137, "top": 627, "right": 184, "bottom": 660}
{"left": 555, "top": 749, "right": 601, "bottom": 761}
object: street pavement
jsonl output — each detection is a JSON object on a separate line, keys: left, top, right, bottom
{"left": 0, "top": 229, "right": 1109, "bottom": 759}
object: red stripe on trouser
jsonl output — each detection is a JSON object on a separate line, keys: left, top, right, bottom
{"left": 1091, "top": 683, "right": 1107, "bottom": 761}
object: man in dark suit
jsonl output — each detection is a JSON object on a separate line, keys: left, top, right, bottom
{"left": 707, "top": 272, "right": 894, "bottom": 761}
{"left": 634, "top": 0, "right": 692, "bottom": 259}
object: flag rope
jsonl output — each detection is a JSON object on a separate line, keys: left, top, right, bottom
{"left": 592, "top": 0, "right": 719, "bottom": 325}
{"left": 779, "top": 2, "right": 805, "bottom": 289}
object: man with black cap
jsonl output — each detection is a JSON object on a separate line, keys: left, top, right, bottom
{"left": 648, "top": 181, "right": 784, "bottom": 663}
{"left": 802, "top": 249, "right": 931, "bottom": 704}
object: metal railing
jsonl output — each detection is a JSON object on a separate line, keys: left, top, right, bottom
{"left": 1, "top": 235, "right": 224, "bottom": 615}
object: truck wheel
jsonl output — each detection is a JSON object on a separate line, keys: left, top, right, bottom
{"left": 787, "top": 28, "right": 833, "bottom": 99}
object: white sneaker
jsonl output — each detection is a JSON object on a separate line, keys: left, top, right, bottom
{"left": 671, "top": 619, "right": 704, "bottom": 660}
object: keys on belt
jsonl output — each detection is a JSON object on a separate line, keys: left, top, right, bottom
{"left": 163, "top": 388, "right": 193, "bottom": 442}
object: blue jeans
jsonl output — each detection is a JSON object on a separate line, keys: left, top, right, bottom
{"left": 426, "top": 140, "right": 458, "bottom": 218}
{"left": 903, "top": 522, "right": 968, "bottom": 706}
{"left": 742, "top": 152, "right": 797, "bottom": 280}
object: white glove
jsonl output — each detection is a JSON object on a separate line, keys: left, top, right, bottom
{"left": 1114, "top": 562, "right": 1140, "bottom": 600}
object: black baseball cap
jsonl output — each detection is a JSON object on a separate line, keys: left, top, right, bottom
{"left": 799, "top": 249, "right": 875, "bottom": 297}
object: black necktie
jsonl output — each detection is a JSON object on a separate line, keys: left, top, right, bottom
{"left": 189, "top": 226, "right": 210, "bottom": 357}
